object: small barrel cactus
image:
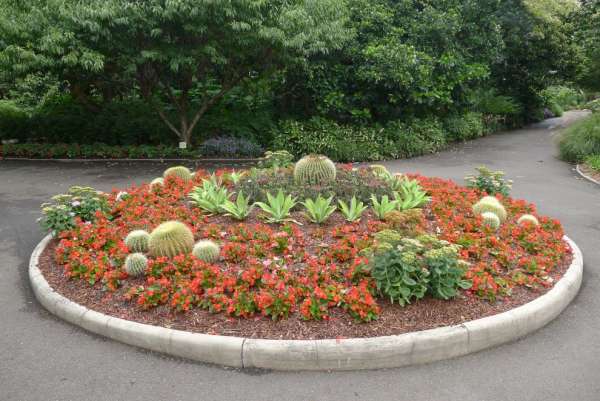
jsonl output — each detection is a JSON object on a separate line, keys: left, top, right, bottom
{"left": 192, "top": 240, "right": 221, "bottom": 263}
{"left": 293, "top": 154, "right": 337, "bottom": 185}
{"left": 517, "top": 214, "right": 540, "bottom": 226}
{"left": 472, "top": 196, "right": 507, "bottom": 222}
{"left": 481, "top": 211, "right": 501, "bottom": 230}
{"left": 150, "top": 177, "right": 164, "bottom": 187}
{"left": 370, "top": 164, "right": 390, "bottom": 177}
{"left": 163, "top": 166, "right": 193, "bottom": 182}
{"left": 148, "top": 221, "right": 194, "bottom": 258}
{"left": 124, "top": 229, "right": 150, "bottom": 253}
{"left": 124, "top": 253, "right": 148, "bottom": 277}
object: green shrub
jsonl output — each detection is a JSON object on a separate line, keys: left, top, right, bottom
{"left": 584, "top": 99, "right": 600, "bottom": 114}
{"left": 444, "top": 112, "right": 485, "bottom": 141}
{"left": 383, "top": 117, "right": 446, "bottom": 159}
{"left": 273, "top": 117, "right": 385, "bottom": 162}
{"left": 584, "top": 154, "right": 600, "bottom": 172}
{"left": 465, "top": 166, "right": 512, "bottom": 196}
{"left": 559, "top": 113, "right": 600, "bottom": 162}
{"left": 39, "top": 186, "right": 110, "bottom": 235}
{"left": 540, "top": 85, "right": 585, "bottom": 112}
{"left": 0, "top": 100, "right": 28, "bottom": 141}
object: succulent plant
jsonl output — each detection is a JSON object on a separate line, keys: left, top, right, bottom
{"left": 124, "top": 253, "right": 148, "bottom": 277}
{"left": 192, "top": 240, "right": 221, "bottom": 263}
{"left": 472, "top": 196, "right": 507, "bottom": 222}
{"left": 148, "top": 221, "right": 194, "bottom": 258}
{"left": 374, "top": 229, "right": 403, "bottom": 246}
{"left": 124, "top": 229, "right": 150, "bottom": 253}
{"left": 481, "top": 212, "right": 501, "bottom": 230}
{"left": 293, "top": 154, "right": 337, "bottom": 185}
{"left": 370, "top": 164, "right": 390, "bottom": 177}
{"left": 163, "top": 166, "right": 193, "bottom": 182}
{"left": 150, "top": 177, "right": 164, "bottom": 187}
{"left": 517, "top": 214, "right": 540, "bottom": 226}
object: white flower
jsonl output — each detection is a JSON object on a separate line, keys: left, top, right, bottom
{"left": 71, "top": 200, "right": 81, "bottom": 207}
{"left": 69, "top": 212, "right": 76, "bottom": 217}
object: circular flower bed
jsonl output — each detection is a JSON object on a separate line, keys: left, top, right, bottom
{"left": 39, "top": 158, "right": 571, "bottom": 339}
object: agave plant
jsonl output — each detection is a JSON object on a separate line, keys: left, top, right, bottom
{"left": 301, "top": 195, "right": 337, "bottom": 224}
{"left": 221, "top": 191, "right": 254, "bottom": 220}
{"left": 371, "top": 194, "right": 399, "bottom": 220}
{"left": 188, "top": 178, "right": 232, "bottom": 214}
{"left": 393, "top": 178, "right": 430, "bottom": 210}
{"left": 254, "top": 190, "right": 298, "bottom": 224}
{"left": 338, "top": 196, "right": 368, "bottom": 222}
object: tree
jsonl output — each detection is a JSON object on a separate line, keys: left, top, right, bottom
{"left": 0, "top": 0, "right": 350, "bottom": 146}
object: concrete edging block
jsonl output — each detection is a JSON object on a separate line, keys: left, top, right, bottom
{"left": 29, "top": 234, "right": 583, "bottom": 371}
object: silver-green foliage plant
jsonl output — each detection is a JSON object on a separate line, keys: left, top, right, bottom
{"left": 125, "top": 230, "right": 150, "bottom": 253}
{"left": 465, "top": 165, "right": 512, "bottom": 196}
{"left": 254, "top": 190, "right": 298, "bottom": 223}
{"left": 301, "top": 195, "right": 337, "bottom": 224}
{"left": 221, "top": 191, "right": 254, "bottom": 220}
{"left": 148, "top": 221, "right": 195, "bottom": 258}
{"left": 338, "top": 196, "right": 368, "bottom": 222}
{"left": 192, "top": 240, "right": 220, "bottom": 263}
{"left": 163, "top": 166, "right": 193, "bottom": 182}
{"left": 293, "top": 154, "right": 337, "bottom": 185}
{"left": 473, "top": 196, "right": 507, "bottom": 222}
{"left": 393, "top": 178, "right": 430, "bottom": 210}
{"left": 40, "top": 186, "right": 109, "bottom": 235}
{"left": 124, "top": 253, "right": 148, "bottom": 277}
{"left": 370, "top": 194, "right": 398, "bottom": 220}
{"left": 189, "top": 179, "right": 232, "bottom": 214}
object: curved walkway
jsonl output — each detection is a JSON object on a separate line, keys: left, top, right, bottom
{"left": 1, "top": 111, "right": 599, "bottom": 401}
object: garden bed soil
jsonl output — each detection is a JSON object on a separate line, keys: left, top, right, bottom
{"left": 38, "top": 239, "right": 572, "bottom": 340}
{"left": 579, "top": 163, "right": 600, "bottom": 184}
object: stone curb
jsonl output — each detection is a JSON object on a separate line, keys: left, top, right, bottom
{"left": 576, "top": 164, "right": 600, "bottom": 186}
{"left": 29, "top": 235, "right": 583, "bottom": 371}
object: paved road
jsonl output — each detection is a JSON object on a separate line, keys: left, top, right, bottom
{"left": 1, "top": 111, "right": 599, "bottom": 401}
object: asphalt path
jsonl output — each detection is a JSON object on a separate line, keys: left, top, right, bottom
{"left": 1, "top": 111, "right": 598, "bottom": 401}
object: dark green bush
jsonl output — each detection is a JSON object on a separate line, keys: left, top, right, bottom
{"left": 559, "top": 113, "right": 600, "bottom": 162}
{"left": 443, "top": 112, "right": 485, "bottom": 141}
{"left": 273, "top": 117, "right": 385, "bottom": 162}
{"left": 0, "top": 100, "right": 28, "bottom": 141}
{"left": 383, "top": 118, "right": 446, "bottom": 159}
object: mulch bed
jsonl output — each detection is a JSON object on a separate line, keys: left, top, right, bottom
{"left": 38, "top": 239, "right": 572, "bottom": 340}
{"left": 579, "top": 163, "right": 600, "bottom": 184}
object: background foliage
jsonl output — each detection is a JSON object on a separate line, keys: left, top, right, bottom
{"left": 0, "top": 0, "right": 596, "bottom": 160}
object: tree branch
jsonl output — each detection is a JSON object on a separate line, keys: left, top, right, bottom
{"left": 187, "top": 75, "right": 243, "bottom": 135}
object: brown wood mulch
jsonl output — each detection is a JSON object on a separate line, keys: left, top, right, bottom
{"left": 37, "top": 240, "right": 572, "bottom": 340}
